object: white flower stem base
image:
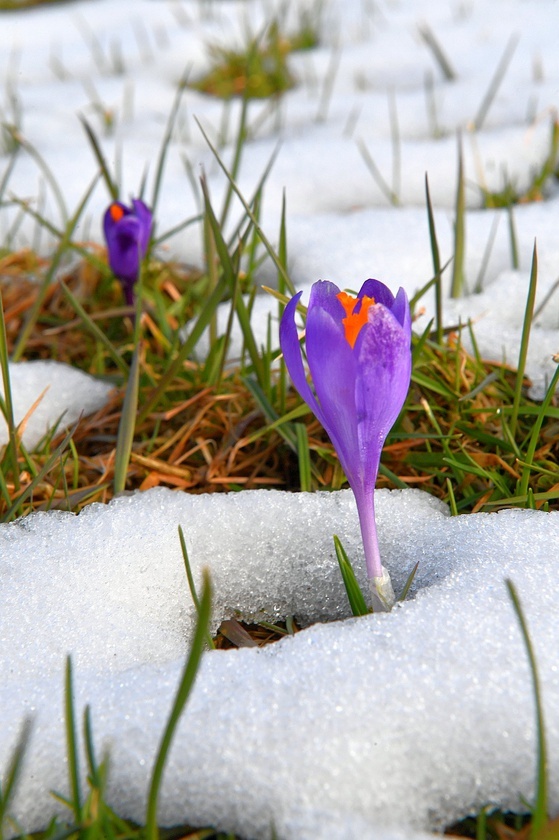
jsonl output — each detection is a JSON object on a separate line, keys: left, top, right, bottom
{"left": 369, "top": 566, "right": 396, "bottom": 612}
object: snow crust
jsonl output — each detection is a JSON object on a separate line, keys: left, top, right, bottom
{"left": 0, "top": 361, "right": 113, "bottom": 448}
{"left": 1, "top": 487, "right": 558, "bottom": 838}
{"left": 1, "top": 0, "right": 559, "bottom": 837}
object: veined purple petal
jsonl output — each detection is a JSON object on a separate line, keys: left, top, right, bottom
{"left": 306, "top": 301, "right": 360, "bottom": 482}
{"left": 308, "top": 279, "right": 345, "bottom": 323}
{"left": 354, "top": 303, "right": 412, "bottom": 492}
{"left": 279, "top": 292, "right": 325, "bottom": 426}
{"left": 358, "top": 278, "right": 395, "bottom": 310}
{"left": 391, "top": 286, "right": 411, "bottom": 331}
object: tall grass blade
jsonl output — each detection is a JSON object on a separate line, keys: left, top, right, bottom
{"left": 219, "top": 93, "right": 249, "bottom": 227}
{"left": 333, "top": 535, "right": 369, "bottom": 616}
{"left": 178, "top": 525, "right": 215, "bottom": 650}
{"left": 12, "top": 130, "right": 68, "bottom": 225}
{"left": 64, "top": 656, "right": 82, "bottom": 823}
{"left": 113, "top": 341, "right": 141, "bottom": 495}
{"left": 2, "top": 421, "right": 79, "bottom": 523}
{"left": 12, "top": 174, "right": 100, "bottom": 361}
{"left": 295, "top": 422, "right": 312, "bottom": 491}
{"left": 510, "top": 241, "right": 538, "bottom": 437}
{"left": 315, "top": 44, "right": 341, "bottom": 123}
{"left": 357, "top": 137, "right": 399, "bottom": 206}
{"left": 399, "top": 561, "right": 419, "bottom": 602}
{"left": 0, "top": 292, "right": 20, "bottom": 493}
{"left": 473, "top": 35, "right": 519, "bottom": 131}
{"left": 80, "top": 115, "right": 118, "bottom": 199}
{"left": 450, "top": 134, "right": 466, "bottom": 298}
{"left": 507, "top": 202, "right": 519, "bottom": 270}
{"left": 418, "top": 22, "right": 456, "bottom": 81}
{"left": 138, "top": 270, "right": 230, "bottom": 422}
{"left": 519, "top": 360, "right": 559, "bottom": 499}
{"left": 424, "top": 174, "right": 442, "bottom": 343}
{"left": 505, "top": 580, "right": 548, "bottom": 838}
{"left": 0, "top": 718, "right": 32, "bottom": 835}
{"left": 145, "top": 568, "right": 212, "bottom": 840}
{"left": 200, "top": 177, "right": 267, "bottom": 389}
{"left": 194, "top": 116, "right": 295, "bottom": 295}
{"left": 150, "top": 71, "right": 189, "bottom": 216}
{"left": 474, "top": 213, "right": 500, "bottom": 293}
{"left": 277, "top": 190, "right": 288, "bottom": 414}
{"left": 60, "top": 281, "right": 129, "bottom": 376}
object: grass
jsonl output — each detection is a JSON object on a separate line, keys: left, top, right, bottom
{"left": 1, "top": 5, "right": 559, "bottom": 837}
{"left": 190, "top": 13, "right": 319, "bottom": 101}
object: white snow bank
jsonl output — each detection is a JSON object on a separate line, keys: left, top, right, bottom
{"left": 0, "top": 360, "right": 113, "bottom": 449}
{"left": 1, "top": 487, "right": 558, "bottom": 838}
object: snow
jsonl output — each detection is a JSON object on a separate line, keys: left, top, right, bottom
{"left": 1, "top": 0, "right": 559, "bottom": 837}
{"left": 1, "top": 488, "right": 559, "bottom": 838}
{"left": 0, "top": 361, "right": 113, "bottom": 448}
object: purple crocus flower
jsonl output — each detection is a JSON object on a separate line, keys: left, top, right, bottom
{"left": 280, "top": 278, "right": 412, "bottom": 608}
{"left": 103, "top": 199, "right": 152, "bottom": 307}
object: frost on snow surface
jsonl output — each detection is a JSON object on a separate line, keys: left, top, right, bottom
{"left": 1, "top": 488, "right": 559, "bottom": 839}
{"left": 1, "top": 0, "right": 559, "bottom": 837}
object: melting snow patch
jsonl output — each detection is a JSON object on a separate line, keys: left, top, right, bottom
{"left": 1, "top": 487, "right": 558, "bottom": 838}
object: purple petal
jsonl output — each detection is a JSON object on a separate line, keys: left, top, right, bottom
{"left": 106, "top": 216, "right": 143, "bottom": 284}
{"left": 132, "top": 199, "right": 153, "bottom": 254}
{"left": 308, "top": 279, "right": 345, "bottom": 322}
{"left": 305, "top": 300, "right": 361, "bottom": 484}
{"left": 279, "top": 292, "right": 325, "bottom": 425}
{"left": 353, "top": 304, "right": 412, "bottom": 492}
{"left": 358, "top": 278, "right": 395, "bottom": 310}
{"left": 391, "top": 286, "right": 411, "bottom": 332}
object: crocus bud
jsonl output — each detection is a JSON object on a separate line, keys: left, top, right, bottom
{"left": 103, "top": 199, "right": 152, "bottom": 306}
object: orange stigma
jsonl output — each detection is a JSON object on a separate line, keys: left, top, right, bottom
{"left": 337, "top": 291, "right": 375, "bottom": 348}
{"left": 109, "top": 203, "right": 125, "bottom": 222}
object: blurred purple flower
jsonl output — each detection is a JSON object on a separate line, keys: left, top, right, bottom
{"left": 280, "top": 278, "right": 412, "bottom": 606}
{"left": 103, "top": 199, "right": 152, "bottom": 307}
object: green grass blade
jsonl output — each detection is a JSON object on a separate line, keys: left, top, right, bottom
{"left": 177, "top": 525, "right": 215, "bottom": 650}
{"left": 138, "top": 270, "right": 230, "bottom": 422}
{"left": 80, "top": 115, "right": 118, "bottom": 200}
{"left": 113, "top": 341, "right": 141, "bottom": 495}
{"left": 200, "top": 177, "right": 267, "bottom": 389}
{"left": 333, "top": 535, "right": 369, "bottom": 616}
{"left": 194, "top": 116, "right": 295, "bottom": 295}
{"left": 219, "top": 93, "right": 249, "bottom": 227}
{"left": 295, "top": 422, "right": 312, "bottom": 491}
{"left": 64, "top": 656, "right": 82, "bottom": 824}
{"left": 357, "top": 137, "right": 399, "bottom": 206}
{"left": 507, "top": 203, "right": 519, "bottom": 270}
{"left": 505, "top": 580, "right": 548, "bottom": 838}
{"left": 150, "top": 74, "right": 187, "bottom": 216}
{"left": 2, "top": 421, "right": 79, "bottom": 523}
{"left": 0, "top": 292, "right": 20, "bottom": 493}
{"left": 424, "top": 174, "right": 443, "bottom": 343}
{"left": 450, "top": 134, "right": 466, "bottom": 298}
{"left": 519, "top": 360, "right": 559, "bottom": 498}
{"left": 145, "top": 568, "right": 212, "bottom": 840}
{"left": 473, "top": 35, "right": 519, "bottom": 131}
{"left": 14, "top": 131, "right": 68, "bottom": 225}
{"left": 12, "top": 173, "right": 100, "bottom": 361}
{"left": 0, "top": 718, "right": 32, "bottom": 834}
{"left": 60, "top": 282, "right": 129, "bottom": 376}
{"left": 417, "top": 22, "right": 456, "bottom": 80}
{"left": 399, "top": 561, "right": 419, "bottom": 602}
{"left": 510, "top": 241, "right": 538, "bottom": 438}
